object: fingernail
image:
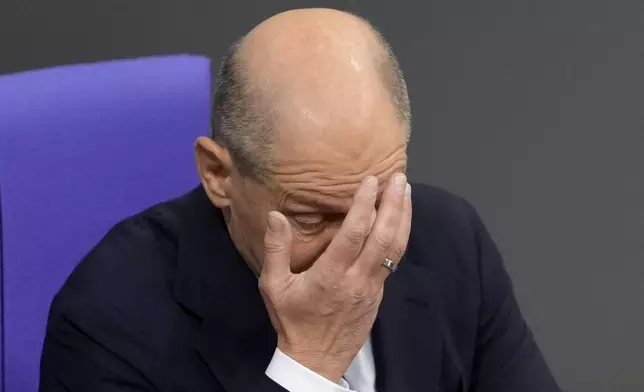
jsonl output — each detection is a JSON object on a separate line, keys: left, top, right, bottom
{"left": 365, "top": 176, "right": 378, "bottom": 194}
{"left": 394, "top": 174, "right": 407, "bottom": 191}
{"left": 405, "top": 183, "right": 412, "bottom": 199}
{"left": 267, "top": 212, "right": 282, "bottom": 232}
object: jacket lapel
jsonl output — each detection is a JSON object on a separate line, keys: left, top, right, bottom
{"left": 372, "top": 259, "right": 447, "bottom": 392}
{"left": 173, "top": 187, "right": 277, "bottom": 392}
{"left": 195, "top": 274, "right": 277, "bottom": 392}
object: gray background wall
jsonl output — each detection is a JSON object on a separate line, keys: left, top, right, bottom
{"left": 1, "top": 1, "right": 642, "bottom": 391}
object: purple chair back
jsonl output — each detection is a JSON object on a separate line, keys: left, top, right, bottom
{"left": 0, "top": 55, "right": 210, "bottom": 392}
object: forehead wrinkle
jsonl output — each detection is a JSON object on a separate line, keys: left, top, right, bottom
{"left": 276, "top": 175, "right": 366, "bottom": 211}
{"left": 275, "top": 158, "right": 407, "bottom": 213}
{"left": 279, "top": 180, "right": 393, "bottom": 214}
{"left": 274, "top": 147, "right": 407, "bottom": 192}
{"left": 273, "top": 145, "right": 407, "bottom": 176}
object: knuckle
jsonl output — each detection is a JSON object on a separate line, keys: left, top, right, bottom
{"left": 344, "top": 225, "right": 368, "bottom": 245}
{"left": 263, "top": 237, "right": 284, "bottom": 254}
{"left": 351, "top": 286, "right": 368, "bottom": 301}
{"left": 348, "top": 278, "right": 379, "bottom": 304}
{"left": 257, "top": 277, "right": 272, "bottom": 294}
{"left": 374, "top": 232, "right": 394, "bottom": 252}
{"left": 382, "top": 193, "right": 403, "bottom": 210}
{"left": 347, "top": 279, "right": 369, "bottom": 300}
{"left": 389, "top": 243, "right": 407, "bottom": 261}
{"left": 315, "top": 268, "right": 338, "bottom": 290}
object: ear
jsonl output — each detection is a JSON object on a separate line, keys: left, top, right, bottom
{"left": 195, "top": 136, "right": 233, "bottom": 208}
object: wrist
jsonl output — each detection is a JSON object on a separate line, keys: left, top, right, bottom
{"left": 277, "top": 344, "right": 346, "bottom": 384}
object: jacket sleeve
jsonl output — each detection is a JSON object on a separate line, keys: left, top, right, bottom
{"left": 39, "top": 292, "right": 288, "bottom": 392}
{"left": 467, "top": 204, "right": 562, "bottom": 392}
{"left": 39, "top": 293, "right": 157, "bottom": 392}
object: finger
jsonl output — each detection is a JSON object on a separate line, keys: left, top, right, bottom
{"left": 355, "top": 173, "right": 407, "bottom": 275}
{"left": 322, "top": 176, "right": 379, "bottom": 269}
{"left": 261, "top": 211, "right": 293, "bottom": 282}
{"left": 375, "top": 183, "right": 412, "bottom": 280}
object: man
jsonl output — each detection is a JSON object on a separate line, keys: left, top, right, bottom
{"left": 39, "top": 8, "right": 560, "bottom": 392}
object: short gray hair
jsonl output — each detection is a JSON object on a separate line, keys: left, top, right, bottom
{"left": 211, "top": 38, "right": 274, "bottom": 183}
{"left": 211, "top": 17, "right": 411, "bottom": 183}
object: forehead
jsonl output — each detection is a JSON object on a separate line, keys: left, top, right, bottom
{"left": 265, "top": 60, "right": 409, "bottom": 213}
{"left": 272, "top": 143, "right": 408, "bottom": 213}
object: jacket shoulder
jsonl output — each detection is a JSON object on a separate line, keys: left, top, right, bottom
{"left": 409, "top": 182, "right": 479, "bottom": 245}
{"left": 410, "top": 182, "right": 473, "bottom": 222}
{"left": 50, "top": 191, "right": 194, "bottom": 324}
{"left": 42, "top": 191, "right": 203, "bottom": 390}
{"left": 407, "top": 182, "right": 481, "bottom": 280}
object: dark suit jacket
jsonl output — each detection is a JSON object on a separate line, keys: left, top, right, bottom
{"left": 40, "top": 184, "right": 561, "bottom": 392}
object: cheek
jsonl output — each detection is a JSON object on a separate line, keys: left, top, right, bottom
{"left": 231, "top": 198, "right": 270, "bottom": 246}
{"left": 288, "top": 226, "right": 339, "bottom": 272}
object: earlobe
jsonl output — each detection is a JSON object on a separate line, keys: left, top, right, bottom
{"left": 195, "top": 136, "right": 233, "bottom": 208}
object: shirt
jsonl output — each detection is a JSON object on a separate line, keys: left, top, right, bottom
{"left": 266, "top": 336, "right": 376, "bottom": 392}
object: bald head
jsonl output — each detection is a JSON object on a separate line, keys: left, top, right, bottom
{"left": 212, "top": 8, "right": 410, "bottom": 182}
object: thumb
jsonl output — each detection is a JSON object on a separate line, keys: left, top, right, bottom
{"left": 261, "top": 211, "right": 293, "bottom": 280}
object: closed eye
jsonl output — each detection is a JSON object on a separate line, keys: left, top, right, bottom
{"left": 289, "top": 213, "right": 346, "bottom": 234}
{"left": 290, "top": 214, "right": 325, "bottom": 232}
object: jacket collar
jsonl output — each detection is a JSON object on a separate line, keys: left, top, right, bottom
{"left": 171, "top": 186, "right": 457, "bottom": 392}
